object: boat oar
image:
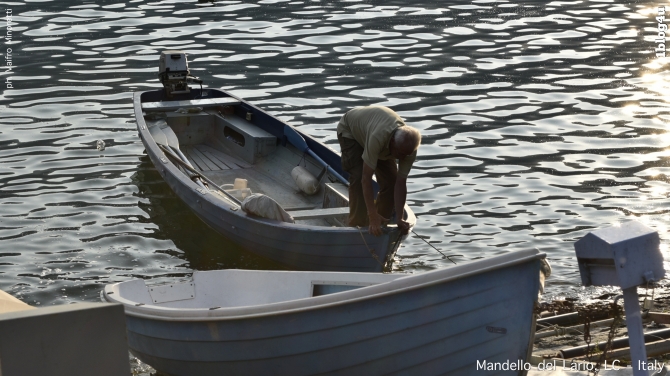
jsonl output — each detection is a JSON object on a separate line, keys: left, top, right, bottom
{"left": 283, "top": 126, "right": 349, "bottom": 186}
{"left": 159, "top": 123, "right": 196, "bottom": 170}
{"left": 157, "top": 144, "right": 242, "bottom": 206}
{"left": 147, "top": 121, "right": 168, "bottom": 146}
{"left": 148, "top": 123, "right": 207, "bottom": 191}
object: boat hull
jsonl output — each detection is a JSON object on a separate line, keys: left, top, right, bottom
{"left": 134, "top": 90, "right": 413, "bottom": 272}
{"left": 122, "top": 256, "right": 541, "bottom": 375}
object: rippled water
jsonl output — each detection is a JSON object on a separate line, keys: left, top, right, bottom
{"left": 1, "top": 0, "right": 670, "bottom": 310}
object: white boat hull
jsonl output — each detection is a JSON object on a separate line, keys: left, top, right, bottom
{"left": 105, "top": 249, "right": 545, "bottom": 375}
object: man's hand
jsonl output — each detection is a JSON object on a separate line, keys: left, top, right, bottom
{"left": 397, "top": 219, "right": 410, "bottom": 235}
{"left": 368, "top": 211, "right": 389, "bottom": 236}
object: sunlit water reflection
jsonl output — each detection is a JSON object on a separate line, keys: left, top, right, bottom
{"left": 1, "top": 1, "right": 670, "bottom": 313}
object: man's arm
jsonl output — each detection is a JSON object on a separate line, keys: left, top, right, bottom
{"left": 394, "top": 176, "right": 410, "bottom": 235}
{"left": 362, "top": 162, "right": 387, "bottom": 236}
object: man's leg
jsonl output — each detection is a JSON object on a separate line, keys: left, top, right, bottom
{"left": 374, "top": 159, "right": 398, "bottom": 220}
{"left": 337, "top": 134, "right": 368, "bottom": 227}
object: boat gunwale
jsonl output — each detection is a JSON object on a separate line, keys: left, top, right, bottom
{"left": 105, "top": 249, "right": 545, "bottom": 322}
{"left": 133, "top": 90, "right": 417, "bottom": 234}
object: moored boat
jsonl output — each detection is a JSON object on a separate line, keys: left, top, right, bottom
{"left": 104, "top": 249, "right": 548, "bottom": 376}
{"left": 134, "top": 51, "right": 415, "bottom": 272}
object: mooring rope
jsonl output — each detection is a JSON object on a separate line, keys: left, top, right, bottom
{"left": 356, "top": 226, "right": 385, "bottom": 268}
{"left": 356, "top": 226, "right": 457, "bottom": 266}
{"left": 411, "top": 230, "right": 457, "bottom": 265}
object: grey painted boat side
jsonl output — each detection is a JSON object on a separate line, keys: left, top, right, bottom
{"left": 106, "top": 249, "right": 544, "bottom": 376}
{"left": 0, "top": 303, "right": 131, "bottom": 376}
{"left": 134, "top": 90, "right": 414, "bottom": 272}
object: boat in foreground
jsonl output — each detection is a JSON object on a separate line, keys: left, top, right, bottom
{"left": 134, "top": 51, "right": 415, "bottom": 272}
{"left": 104, "top": 249, "right": 547, "bottom": 376}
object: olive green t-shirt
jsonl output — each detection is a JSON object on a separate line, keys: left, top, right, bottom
{"left": 337, "top": 106, "right": 417, "bottom": 177}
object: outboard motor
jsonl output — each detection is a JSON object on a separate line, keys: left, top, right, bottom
{"left": 158, "top": 50, "right": 202, "bottom": 97}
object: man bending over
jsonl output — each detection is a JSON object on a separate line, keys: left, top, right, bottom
{"left": 337, "top": 106, "right": 421, "bottom": 236}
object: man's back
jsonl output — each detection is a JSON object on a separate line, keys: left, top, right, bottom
{"left": 337, "top": 106, "right": 404, "bottom": 146}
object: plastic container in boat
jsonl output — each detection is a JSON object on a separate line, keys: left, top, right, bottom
{"left": 291, "top": 166, "right": 319, "bottom": 195}
{"left": 234, "top": 178, "right": 248, "bottom": 190}
{"left": 225, "top": 188, "right": 252, "bottom": 201}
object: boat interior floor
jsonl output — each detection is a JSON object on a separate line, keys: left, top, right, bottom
{"left": 182, "top": 142, "right": 338, "bottom": 227}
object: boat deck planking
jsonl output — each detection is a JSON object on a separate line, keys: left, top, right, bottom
{"left": 198, "top": 145, "right": 249, "bottom": 169}
{"left": 182, "top": 145, "right": 251, "bottom": 172}
{"left": 189, "top": 146, "right": 220, "bottom": 171}
{"left": 179, "top": 142, "right": 336, "bottom": 226}
{"left": 192, "top": 146, "right": 230, "bottom": 170}
{"left": 183, "top": 146, "right": 211, "bottom": 171}
{"left": 148, "top": 106, "right": 351, "bottom": 227}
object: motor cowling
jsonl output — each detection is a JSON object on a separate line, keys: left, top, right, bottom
{"left": 158, "top": 50, "right": 201, "bottom": 97}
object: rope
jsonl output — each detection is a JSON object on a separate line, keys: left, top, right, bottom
{"left": 536, "top": 324, "right": 568, "bottom": 337}
{"left": 411, "top": 230, "right": 457, "bottom": 265}
{"left": 388, "top": 230, "right": 404, "bottom": 262}
{"left": 356, "top": 226, "right": 385, "bottom": 268}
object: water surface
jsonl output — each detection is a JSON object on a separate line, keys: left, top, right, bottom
{"left": 1, "top": 0, "right": 670, "bottom": 309}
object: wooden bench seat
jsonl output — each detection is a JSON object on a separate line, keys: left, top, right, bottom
{"left": 290, "top": 207, "right": 350, "bottom": 220}
{"left": 142, "top": 97, "right": 240, "bottom": 111}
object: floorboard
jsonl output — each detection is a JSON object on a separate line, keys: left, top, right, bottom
{"left": 189, "top": 146, "right": 222, "bottom": 171}
{"left": 197, "top": 148, "right": 230, "bottom": 170}
{"left": 198, "top": 144, "right": 251, "bottom": 169}
{"left": 183, "top": 147, "right": 210, "bottom": 171}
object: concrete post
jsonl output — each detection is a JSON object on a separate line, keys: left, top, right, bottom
{"left": 622, "top": 287, "right": 649, "bottom": 376}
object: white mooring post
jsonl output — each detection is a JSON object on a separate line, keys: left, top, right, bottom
{"left": 574, "top": 221, "right": 666, "bottom": 376}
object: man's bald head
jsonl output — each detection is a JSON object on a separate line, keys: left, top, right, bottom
{"left": 391, "top": 126, "right": 421, "bottom": 159}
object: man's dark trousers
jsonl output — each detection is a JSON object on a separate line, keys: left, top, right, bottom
{"left": 337, "top": 133, "right": 397, "bottom": 227}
